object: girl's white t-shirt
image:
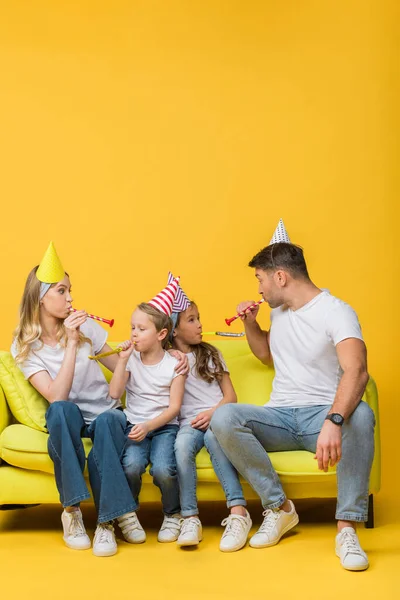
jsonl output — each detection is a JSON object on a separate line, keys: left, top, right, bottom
{"left": 11, "top": 319, "right": 121, "bottom": 423}
{"left": 124, "top": 350, "right": 180, "bottom": 425}
{"left": 179, "top": 351, "right": 229, "bottom": 427}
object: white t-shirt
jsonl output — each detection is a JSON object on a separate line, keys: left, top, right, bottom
{"left": 124, "top": 350, "right": 180, "bottom": 425}
{"left": 11, "top": 319, "right": 121, "bottom": 423}
{"left": 179, "top": 351, "right": 229, "bottom": 427}
{"left": 268, "top": 291, "right": 364, "bottom": 408}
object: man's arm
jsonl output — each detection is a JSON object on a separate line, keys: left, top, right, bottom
{"left": 237, "top": 301, "right": 272, "bottom": 365}
{"left": 315, "top": 337, "right": 369, "bottom": 472}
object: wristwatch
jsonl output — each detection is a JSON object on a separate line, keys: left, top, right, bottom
{"left": 325, "top": 413, "right": 345, "bottom": 426}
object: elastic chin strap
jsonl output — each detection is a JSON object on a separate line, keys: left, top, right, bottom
{"left": 39, "top": 282, "right": 51, "bottom": 300}
{"left": 169, "top": 312, "right": 179, "bottom": 343}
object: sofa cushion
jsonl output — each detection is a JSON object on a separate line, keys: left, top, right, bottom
{"left": 0, "top": 352, "right": 49, "bottom": 432}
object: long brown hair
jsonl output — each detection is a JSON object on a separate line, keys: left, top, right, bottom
{"left": 173, "top": 303, "right": 225, "bottom": 384}
{"left": 13, "top": 266, "right": 91, "bottom": 364}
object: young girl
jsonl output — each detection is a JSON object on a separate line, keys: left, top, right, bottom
{"left": 171, "top": 301, "right": 253, "bottom": 551}
{"left": 12, "top": 244, "right": 140, "bottom": 557}
{"left": 109, "top": 300, "right": 186, "bottom": 543}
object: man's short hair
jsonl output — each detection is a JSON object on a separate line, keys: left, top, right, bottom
{"left": 248, "top": 243, "right": 310, "bottom": 279}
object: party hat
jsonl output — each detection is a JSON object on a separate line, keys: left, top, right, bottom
{"left": 168, "top": 272, "right": 191, "bottom": 313}
{"left": 149, "top": 276, "right": 180, "bottom": 317}
{"left": 269, "top": 219, "right": 291, "bottom": 244}
{"left": 36, "top": 242, "right": 65, "bottom": 283}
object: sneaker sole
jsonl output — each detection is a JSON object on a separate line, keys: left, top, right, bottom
{"left": 158, "top": 536, "right": 180, "bottom": 543}
{"left": 219, "top": 521, "right": 253, "bottom": 553}
{"left": 63, "top": 538, "right": 91, "bottom": 550}
{"left": 249, "top": 514, "right": 299, "bottom": 549}
{"left": 335, "top": 550, "right": 369, "bottom": 571}
{"left": 177, "top": 537, "right": 203, "bottom": 547}
{"left": 92, "top": 547, "right": 118, "bottom": 557}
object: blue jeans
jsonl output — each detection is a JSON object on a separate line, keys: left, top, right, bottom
{"left": 175, "top": 425, "right": 247, "bottom": 517}
{"left": 122, "top": 424, "right": 180, "bottom": 515}
{"left": 46, "top": 402, "right": 136, "bottom": 523}
{"left": 211, "top": 402, "right": 375, "bottom": 522}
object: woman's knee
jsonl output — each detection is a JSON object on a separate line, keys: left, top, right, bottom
{"left": 94, "top": 408, "right": 126, "bottom": 429}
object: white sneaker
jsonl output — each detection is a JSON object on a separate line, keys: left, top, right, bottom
{"left": 336, "top": 527, "right": 369, "bottom": 571}
{"left": 250, "top": 500, "right": 299, "bottom": 548}
{"left": 92, "top": 522, "right": 117, "bottom": 557}
{"left": 220, "top": 510, "right": 252, "bottom": 552}
{"left": 158, "top": 514, "right": 182, "bottom": 543}
{"left": 61, "top": 509, "right": 91, "bottom": 550}
{"left": 117, "top": 511, "right": 146, "bottom": 544}
{"left": 177, "top": 517, "right": 203, "bottom": 547}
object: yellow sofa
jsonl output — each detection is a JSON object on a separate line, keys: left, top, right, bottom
{"left": 0, "top": 340, "right": 381, "bottom": 526}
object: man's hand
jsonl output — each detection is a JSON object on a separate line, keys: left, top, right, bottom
{"left": 128, "top": 422, "right": 150, "bottom": 442}
{"left": 191, "top": 409, "right": 214, "bottom": 431}
{"left": 237, "top": 301, "right": 260, "bottom": 323}
{"left": 314, "top": 420, "right": 342, "bottom": 472}
{"left": 168, "top": 349, "right": 189, "bottom": 375}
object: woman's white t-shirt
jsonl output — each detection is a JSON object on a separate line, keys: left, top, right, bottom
{"left": 11, "top": 319, "right": 120, "bottom": 423}
{"left": 124, "top": 350, "right": 180, "bottom": 425}
{"left": 179, "top": 351, "right": 229, "bottom": 427}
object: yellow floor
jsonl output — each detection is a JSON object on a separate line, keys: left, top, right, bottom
{"left": 1, "top": 492, "right": 399, "bottom": 600}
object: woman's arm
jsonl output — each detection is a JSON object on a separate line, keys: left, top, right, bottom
{"left": 96, "top": 343, "right": 121, "bottom": 373}
{"left": 191, "top": 372, "right": 237, "bottom": 430}
{"left": 128, "top": 375, "right": 185, "bottom": 441}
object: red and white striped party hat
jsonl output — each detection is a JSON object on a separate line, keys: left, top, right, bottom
{"left": 148, "top": 276, "right": 181, "bottom": 317}
{"left": 167, "top": 272, "right": 191, "bottom": 313}
{"left": 269, "top": 219, "right": 291, "bottom": 244}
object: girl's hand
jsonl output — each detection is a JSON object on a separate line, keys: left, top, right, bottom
{"left": 64, "top": 310, "right": 87, "bottom": 343}
{"left": 237, "top": 301, "right": 260, "bottom": 323}
{"left": 168, "top": 349, "right": 189, "bottom": 375}
{"left": 191, "top": 409, "right": 214, "bottom": 431}
{"left": 118, "top": 340, "right": 135, "bottom": 360}
{"left": 128, "top": 422, "right": 150, "bottom": 442}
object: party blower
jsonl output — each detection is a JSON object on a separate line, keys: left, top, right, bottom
{"left": 202, "top": 332, "right": 245, "bottom": 337}
{"left": 225, "top": 299, "right": 265, "bottom": 326}
{"left": 88, "top": 342, "right": 137, "bottom": 361}
{"left": 70, "top": 308, "right": 114, "bottom": 328}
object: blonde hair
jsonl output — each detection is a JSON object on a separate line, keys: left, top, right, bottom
{"left": 137, "top": 302, "right": 172, "bottom": 349}
{"left": 13, "top": 266, "right": 90, "bottom": 364}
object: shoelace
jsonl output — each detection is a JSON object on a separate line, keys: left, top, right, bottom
{"left": 221, "top": 514, "right": 247, "bottom": 539}
{"left": 95, "top": 523, "right": 115, "bottom": 545}
{"left": 161, "top": 516, "right": 181, "bottom": 533}
{"left": 180, "top": 518, "right": 201, "bottom": 536}
{"left": 68, "top": 511, "right": 86, "bottom": 538}
{"left": 257, "top": 509, "right": 280, "bottom": 534}
{"left": 118, "top": 513, "right": 142, "bottom": 535}
{"left": 340, "top": 530, "right": 363, "bottom": 556}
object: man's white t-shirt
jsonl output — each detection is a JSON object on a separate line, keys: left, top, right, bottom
{"left": 11, "top": 319, "right": 121, "bottom": 423}
{"left": 124, "top": 350, "right": 180, "bottom": 425}
{"left": 267, "top": 291, "right": 364, "bottom": 409}
{"left": 179, "top": 351, "right": 229, "bottom": 427}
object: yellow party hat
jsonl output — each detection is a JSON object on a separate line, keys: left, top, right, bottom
{"left": 36, "top": 242, "right": 65, "bottom": 283}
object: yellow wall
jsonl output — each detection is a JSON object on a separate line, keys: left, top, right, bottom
{"left": 0, "top": 1, "right": 398, "bottom": 490}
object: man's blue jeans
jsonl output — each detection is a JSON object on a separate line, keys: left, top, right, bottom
{"left": 122, "top": 424, "right": 180, "bottom": 516}
{"left": 46, "top": 401, "right": 136, "bottom": 523}
{"left": 174, "top": 425, "right": 247, "bottom": 517}
{"left": 211, "top": 402, "right": 375, "bottom": 522}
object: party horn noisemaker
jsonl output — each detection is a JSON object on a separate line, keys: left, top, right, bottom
{"left": 88, "top": 342, "right": 137, "bottom": 361}
{"left": 225, "top": 299, "right": 265, "bottom": 326}
{"left": 202, "top": 332, "right": 245, "bottom": 337}
{"left": 71, "top": 308, "right": 114, "bottom": 328}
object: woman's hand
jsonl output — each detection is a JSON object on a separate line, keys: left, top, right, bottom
{"left": 191, "top": 408, "right": 214, "bottom": 431}
{"left": 64, "top": 310, "right": 87, "bottom": 343}
{"left": 128, "top": 422, "right": 150, "bottom": 442}
{"left": 168, "top": 349, "right": 189, "bottom": 375}
{"left": 118, "top": 340, "right": 135, "bottom": 360}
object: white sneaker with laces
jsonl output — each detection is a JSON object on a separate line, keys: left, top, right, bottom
{"left": 117, "top": 511, "right": 146, "bottom": 544}
{"left": 158, "top": 514, "right": 182, "bottom": 543}
{"left": 250, "top": 500, "right": 299, "bottom": 548}
{"left": 61, "top": 509, "right": 91, "bottom": 550}
{"left": 220, "top": 509, "right": 252, "bottom": 552}
{"left": 92, "top": 522, "right": 117, "bottom": 557}
{"left": 177, "top": 517, "right": 202, "bottom": 546}
{"left": 336, "top": 527, "right": 369, "bottom": 571}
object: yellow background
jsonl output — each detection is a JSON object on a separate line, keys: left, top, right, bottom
{"left": 0, "top": 0, "right": 398, "bottom": 502}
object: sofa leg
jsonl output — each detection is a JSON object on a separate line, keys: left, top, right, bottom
{"left": 365, "top": 494, "right": 374, "bottom": 528}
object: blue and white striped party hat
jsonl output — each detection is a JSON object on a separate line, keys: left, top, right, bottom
{"left": 168, "top": 272, "right": 191, "bottom": 313}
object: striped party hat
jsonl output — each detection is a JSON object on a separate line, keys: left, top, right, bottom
{"left": 269, "top": 219, "right": 291, "bottom": 244}
{"left": 149, "top": 276, "right": 180, "bottom": 317}
{"left": 168, "top": 272, "right": 191, "bottom": 313}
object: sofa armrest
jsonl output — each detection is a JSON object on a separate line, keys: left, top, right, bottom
{"left": 363, "top": 377, "right": 381, "bottom": 494}
{"left": 0, "top": 384, "right": 12, "bottom": 435}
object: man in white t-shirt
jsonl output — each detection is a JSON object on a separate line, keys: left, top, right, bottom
{"left": 211, "top": 242, "right": 375, "bottom": 571}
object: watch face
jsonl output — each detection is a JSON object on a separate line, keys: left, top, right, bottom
{"left": 332, "top": 414, "right": 343, "bottom": 424}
